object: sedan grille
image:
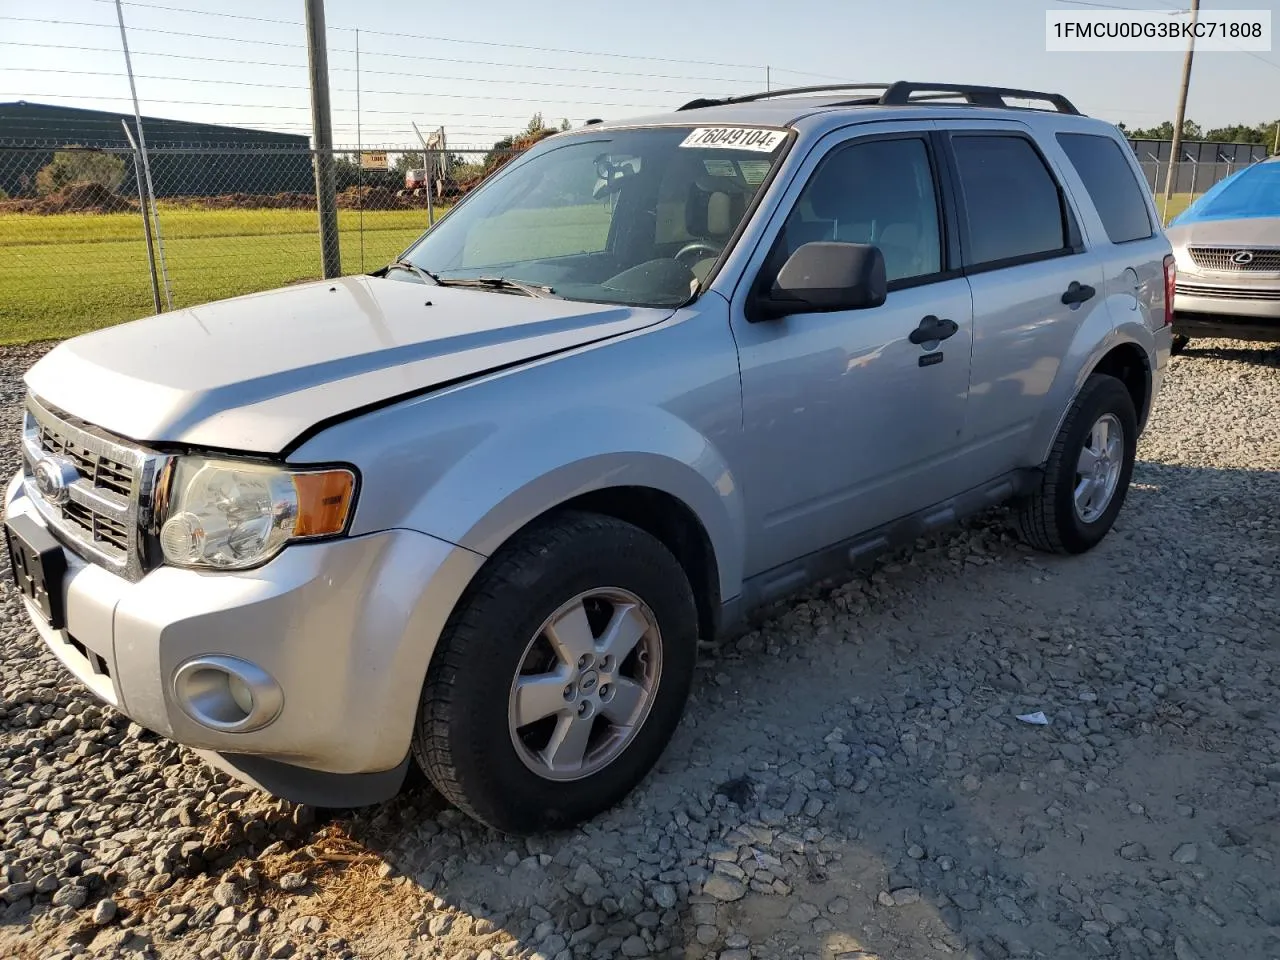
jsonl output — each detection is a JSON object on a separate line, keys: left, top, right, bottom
{"left": 1186, "top": 246, "right": 1280, "bottom": 272}
{"left": 1175, "top": 281, "right": 1280, "bottom": 301}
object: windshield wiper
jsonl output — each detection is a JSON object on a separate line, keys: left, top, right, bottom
{"left": 435, "top": 276, "right": 558, "bottom": 298}
{"left": 385, "top": 259, "right": 442, "bottom": 285}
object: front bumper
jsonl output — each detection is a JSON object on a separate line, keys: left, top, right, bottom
{"left": 5, "top": 471, "right": 485, "bottom": 805}
{"left": 1174, "top": 288, "right": 1280, "bottom": 342}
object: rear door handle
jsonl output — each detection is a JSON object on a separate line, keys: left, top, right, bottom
{"left": 1061, "top": 281, "right": 1097, "bottom": 305}
{"left": 908, "top": 314, "right": 959, "bottom": 345}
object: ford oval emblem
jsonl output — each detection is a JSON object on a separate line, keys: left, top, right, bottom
{"left": 34, "top": 456, "right": 79, "bottom": 505}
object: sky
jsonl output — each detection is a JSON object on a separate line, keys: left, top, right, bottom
{"left": 2, "top": 0, "right": 1279, "bottom": 150}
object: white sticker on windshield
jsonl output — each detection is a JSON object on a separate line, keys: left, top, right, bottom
{"left": 680, "top": 127, "right": 786, "bottom": 153}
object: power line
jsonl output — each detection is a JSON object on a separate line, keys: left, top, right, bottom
{"left": 0, "top": 40, "right": 765, "bottom": 85}
{"left": 75, "top": 0, "right": 775, "bottom": 72}
{"left": 2, "top": 92, "right": 674, "bottom": 116}
{"left": 1, "top": 65, "right": 726, "bottom": 99}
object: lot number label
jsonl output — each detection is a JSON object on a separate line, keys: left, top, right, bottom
{"left": 680, "top": 127, "right": 786, "bottom": 153}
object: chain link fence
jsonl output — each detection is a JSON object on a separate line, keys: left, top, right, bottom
{"left": 0, "top": 137, "right": 1266, "bottom": 344}
{"left": 0, "top": 139, "right": 520, "bottom": 343}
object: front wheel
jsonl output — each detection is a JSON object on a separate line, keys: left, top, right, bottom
{"left": 412, "top": 511, "right": 698, "bottom": 835}
{"left": 1015, "top": 373, "right": 1137, "bottom": 555}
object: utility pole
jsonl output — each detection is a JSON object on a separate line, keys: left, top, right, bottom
{"left": 305, "top": 0, "right": 341, "bottom": 278}
{"left": 1161, "top": 0, "right": 1199, "bottom": 223}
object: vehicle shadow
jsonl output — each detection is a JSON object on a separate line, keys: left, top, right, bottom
{"left": 1176, "top": 339, "right": 1280, "bottom": 366}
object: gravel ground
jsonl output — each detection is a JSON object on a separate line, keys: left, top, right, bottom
{"left": 1, "top": 337, "right": 1279, "bottom": 960}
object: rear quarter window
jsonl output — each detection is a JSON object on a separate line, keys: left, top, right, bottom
{"left": 1056, "top": 132, "right": 1154, "bottom": 244}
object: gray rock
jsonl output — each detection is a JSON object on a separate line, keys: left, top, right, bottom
{"left": 702, "top": 875, "right": 747, "bottom": 902}
{"left": 788, "top": 902, "right": 819, "bottom": 923}
{"left": 650, "top": 884, "right": 677, "bottom": 910}
{"left": 92, "top": 898, "right": 117, "bottom": 925}
{"left": 996, "top": 897, "right": 1026, "bottom": 923}
{"left": 1173, "top": 936, "right": 1200, "bottom": 960}
{"left": 429, "top": 913, "right": 453, "bottom": 936}
{"left": 51, "top": 885, "right": 86, "bottom": 909}
{"left": 277, "top": 872, "right": 307, "bottom": 892}
{"left": 1100, "top": 904, "right": 1129, "bottom": 925}
{"left": 1171, "top": 843, "right": 1198, "bottom": 864}
{"left": 620, "top": 935, "right": 647, "bottom": 957}
{"left": 213, "top": 881, "right": 245, "bottom": 907}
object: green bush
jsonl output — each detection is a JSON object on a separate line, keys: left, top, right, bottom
{"left": 36, "top": 150, "right": 127, "bottom": 196}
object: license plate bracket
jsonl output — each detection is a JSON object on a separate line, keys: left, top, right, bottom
{"left": 4, "top": 513, "right": 68, "bottom": 630}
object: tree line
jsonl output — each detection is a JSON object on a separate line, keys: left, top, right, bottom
{"left": 1118, "top": 118, "right": 1278, "bottom": 152}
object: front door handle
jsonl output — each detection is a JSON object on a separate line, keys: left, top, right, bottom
{"left": 908, "top": 314, "right": 959, "bottom": 345}
{"left": 1061, "top": 280, "right": 1097, "bottom": 305}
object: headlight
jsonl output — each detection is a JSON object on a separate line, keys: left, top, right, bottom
{"left": 159, "top": 457, "right": 356, "bottom": 570}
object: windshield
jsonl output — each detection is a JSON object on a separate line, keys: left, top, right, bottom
{"left": 397, "top": 125, "right": 790, "bottom": 307}
{"left": 1175, "top": 161, "right": 1280, "bottom": 223}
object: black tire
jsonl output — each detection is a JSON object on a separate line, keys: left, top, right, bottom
{"left": 1015, "top": 373, "right": 1137, "bottom": 555}
{"left": 1171, "top": 334, "right": 1190, "bottom": 356}
{"left": 412, "top": 510, "right": 698, "bottom": 835}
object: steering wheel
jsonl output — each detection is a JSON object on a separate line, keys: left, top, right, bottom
{"left": 673, "top": 240, "right": 723, "bottom": 267}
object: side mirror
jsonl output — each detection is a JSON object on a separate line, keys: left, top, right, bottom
{"left": 751, "top": 241, "right": 887, "bottom": 321}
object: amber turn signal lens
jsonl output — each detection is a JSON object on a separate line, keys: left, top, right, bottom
{"left": 291, "top": 470, "right": 355, "bottom": 538}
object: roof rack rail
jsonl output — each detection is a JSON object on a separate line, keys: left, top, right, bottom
{"left": 677, "top": 84, "right": 892, "bottom": 111}
{"left": 878, "top": 81, "right": 1080, "bottom": 114}
{"left": 676, "top": 81, "right": 1081, "bottom": 116}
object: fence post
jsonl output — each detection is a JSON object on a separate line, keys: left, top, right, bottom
{"left": 412, "top": 121, "right": 435, "bottom": 227}
{"left": 305, "top": 0, "right": 342, "bottom": 279}
{"left": 120, "top": 121, "right": 161, "bottom": 314}
{"left": 114, "top": 0, "right": 172, "bottom": 310}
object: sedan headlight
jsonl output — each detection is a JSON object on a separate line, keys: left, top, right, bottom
{"left": 159, "top": 457, "right": 356, "bottom": 570}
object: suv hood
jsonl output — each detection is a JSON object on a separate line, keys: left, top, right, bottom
{"left": 25, "top": 276, "right": 671, "bottom": 454}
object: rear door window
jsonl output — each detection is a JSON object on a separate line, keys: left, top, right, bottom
{"left": 1056, "top": 132, "right": 1154, "bottom": 244}
{"left": 950, "top": 134, "right": 1071, "bottom": 269}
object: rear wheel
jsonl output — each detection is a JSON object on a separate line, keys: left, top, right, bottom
{"left": 1015, "top": 373, "right": 1137, "bottom": 555}
{"left": 412, "top": 511, "right": 698, "bottom": 834}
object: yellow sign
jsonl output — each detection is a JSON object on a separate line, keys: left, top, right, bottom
{"left": 359, "top": 151, "right": 388, "bottom": 170}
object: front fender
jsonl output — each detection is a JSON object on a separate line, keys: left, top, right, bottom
{"left": 409, "top": 405, "right": 746, "bottom": 602}
{"left": 1028, "top": 305, "right": 1154, "bottom": 464}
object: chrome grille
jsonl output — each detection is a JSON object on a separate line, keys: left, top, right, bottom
{"left": 1176, "top": 282, "right": 1280, "bottom": 301}
{"left": 21, "top": 393, "right": 171, "bottom": 582}
{"left": 1187, "top": 246, "right": 1280, "bottom": 272}
{"left": 36, "top": 422, "right": 137, "bottom": 497}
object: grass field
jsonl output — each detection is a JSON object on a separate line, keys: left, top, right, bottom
{"left": 1, "top": 192, "right": 1199, "bottom": 346}
{"left": 0, "top": 206, "right": 440, "bottom": 344}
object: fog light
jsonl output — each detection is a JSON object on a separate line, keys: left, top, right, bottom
{"left": 228, "top": 674, "right": 254, "bottom": 715}
{"left": 172, "top": 656, "right": 283, "bottom": 733}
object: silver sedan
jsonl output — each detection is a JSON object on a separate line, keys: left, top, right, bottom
{"left": 1167, "top": 157, "right": 1280, "bottom": 352}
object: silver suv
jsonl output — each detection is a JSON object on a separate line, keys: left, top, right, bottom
{"left": 5, "top": 82, "right": 1173, "bottom": 835}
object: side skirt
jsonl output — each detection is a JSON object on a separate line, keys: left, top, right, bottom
{"left": 718, "top": 468, "right": 1040, "bottom": 636}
